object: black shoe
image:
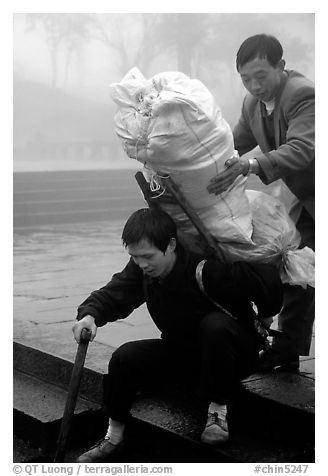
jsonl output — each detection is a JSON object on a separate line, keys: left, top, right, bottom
{"left": 76, "top": 438, "right": 124, "bottom": 463}
{"left": 259, "top": 348, "right": 300, "bottom": 372}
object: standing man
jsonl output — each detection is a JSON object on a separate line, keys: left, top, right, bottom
{"left": 72, "top": 207, "right": 282, "bottom": 462}
{"left": 207, "top": 34, "right": 314, "bottom": 371}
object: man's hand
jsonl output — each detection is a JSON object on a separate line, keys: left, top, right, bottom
{"left": 72, "top": 315, "right": 97, "bottom": 344}
{"left": 207, "top": 156, "right": 249, "bottom": 195}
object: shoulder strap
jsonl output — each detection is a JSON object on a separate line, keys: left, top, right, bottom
{"left": 195, "top": 260, "right": 237, "bottom": 321}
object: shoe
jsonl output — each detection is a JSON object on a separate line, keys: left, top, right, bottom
{"left": 200, "top": 411, "right": 229, "bottom": 445}
{"left": 259, "top": 348, "right": 300, "bottom": 372}
{"left": 76, "top": 438, "right": 124, "bottom": 463}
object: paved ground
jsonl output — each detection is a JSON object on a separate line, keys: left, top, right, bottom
{"left": 13, "top": 169, "right": 154, "bottom": 368}
{"left": 13, "top": 220, "right": 162, "bottom": 373}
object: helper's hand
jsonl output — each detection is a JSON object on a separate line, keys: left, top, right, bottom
{"left": 72, "top": 315, "right": 97, "bottom": 344}
{"left": 207, "top": 156, "right": 249, "bottom": 195}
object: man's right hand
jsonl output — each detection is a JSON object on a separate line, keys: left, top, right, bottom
{"left": 72, "top": 315, "right": 97, "bottom": 343}
{"left": 207, "top": 156, "right": 249, "bottom": 195}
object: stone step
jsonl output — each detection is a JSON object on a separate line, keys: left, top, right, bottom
{"left": 124, "top": 415, "right": 314, "bottom": 463}
{"left": 13, "top": 379, "right": 313, "bottom": 464}
{"left": 13, "top": 341, "right": 103, "bottom": 403}
{"left": 13, "top": 435, "right": 43, "bottom": 463}
{"left": 127, "top": 381, "right": 314, "bottom": 461}
{"left": 13, "top": 369, "right": 104, "bottom": 454}
{"left": 13, "top": 342, "right": 314, "bottom": 462}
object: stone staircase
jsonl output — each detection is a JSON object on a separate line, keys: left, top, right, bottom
{"left": 13, "top": 341, "right": 315, "bottom": 463}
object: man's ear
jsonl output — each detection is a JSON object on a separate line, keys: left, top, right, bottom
{"left": 277, "top": 59, "right": 286, "bottom": 71}
{"left": 167, "top": 238, "right": 177, "bottom": 253}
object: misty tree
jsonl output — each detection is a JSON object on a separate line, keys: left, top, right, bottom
{"left": 191, "top": 13, "right": 314, "bottom": 115}
{"left": 25, "top": 13, "right": 93, "bottom": 88}
{"left": 88, "top": 13, "right": 212, "bottom": 78}
{"left": 203, "top": 13, "right": 313, "bottom": 72}
{"left": 89, "top": 13, "right": 164, "bottom": 77}
{"left": 88, "top": 14, "right": 132, "bottom": 77}
{"left": 153, "top": 13, "right": 211, "bottom": 76}
{"left": 133, "top": 14, "right": 166, "bottom": 74}
{"left": 279, "top": 35, "right": 314, "bottom": 77}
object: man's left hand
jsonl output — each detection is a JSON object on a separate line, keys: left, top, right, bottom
{"left": 207, "top": 156, "right": 249, "bottom": 195}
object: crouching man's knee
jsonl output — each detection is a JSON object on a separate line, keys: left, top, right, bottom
{"left": 108, "top": 341, "right": 139, "bottom": 370}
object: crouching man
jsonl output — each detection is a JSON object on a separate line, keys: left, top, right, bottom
{"left": 72, "top": 208, "right": 282, "bottom": 462}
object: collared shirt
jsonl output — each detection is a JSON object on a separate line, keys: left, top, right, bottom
{"left": 260, "top": 102, "right": 276, "bottom": 151}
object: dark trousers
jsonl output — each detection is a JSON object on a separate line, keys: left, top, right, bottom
{"left": 103, "top": 312, "right": 260, "bottom": 422}
{"left": 272, "top": 207, "right": 315, "bottom": 356}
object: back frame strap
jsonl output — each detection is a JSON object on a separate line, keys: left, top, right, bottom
{"left": 195, "top": 260, "right": 237, "bottom": 321}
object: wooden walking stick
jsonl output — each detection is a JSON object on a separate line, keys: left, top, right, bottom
{"left": 54, "top": 328, "right": 92, "bottom": 462}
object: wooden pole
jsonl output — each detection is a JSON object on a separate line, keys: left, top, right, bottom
{"left": 53, "top": 328, "right": 91, "bottom": 462}
{"left": 135, "top": 171, "right": 160, "bottom": 210}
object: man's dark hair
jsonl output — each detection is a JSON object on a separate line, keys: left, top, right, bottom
{"left": 236, "top": 34, "right": 283, "bottom": 71}
{"left": 122, "top": 208, "right": 177, "bottom": 253}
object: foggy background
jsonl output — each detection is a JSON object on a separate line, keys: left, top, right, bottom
{"left": 13, "top": 13, "right": 315, "bottom": 172}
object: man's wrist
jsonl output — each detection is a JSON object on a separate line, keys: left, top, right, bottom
{"left": 247, "top": 158, "right": 260, "bottom": 175}
{"left": 81, "top": 314, "right": 96, "bottom": 324}
{"left": 241, "top": 158, "right": 250, "bottom": 176}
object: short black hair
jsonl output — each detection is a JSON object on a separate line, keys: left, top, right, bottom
{"left": 122, "top": 208, "right": 177, "bottom": 253}
{"left": 236, "top": 34, "right": 283, "bottom": 71}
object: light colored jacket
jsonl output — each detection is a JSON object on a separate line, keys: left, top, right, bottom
{"left": 233, "top": 70, "right": 314, "bottom": 219}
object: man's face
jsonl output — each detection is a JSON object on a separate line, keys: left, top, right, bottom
{"left": 238, "top": 56, "right": 285, "bottom": 102}
{"left": 127, "top": 238, "right": 176, "bottom": 279}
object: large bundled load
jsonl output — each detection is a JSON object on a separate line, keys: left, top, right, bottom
{"left": 109, "top": 67, "right": 253, "bottom": 244}
{"left": 109, "top": 68, "right": 314, "bottom": 289}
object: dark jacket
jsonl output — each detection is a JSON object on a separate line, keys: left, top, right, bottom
{"left": 233, "top": 70, "right": 314, "bottom": 219}
{"left": 76, "top": 245, "right": 283, "bottom": 344}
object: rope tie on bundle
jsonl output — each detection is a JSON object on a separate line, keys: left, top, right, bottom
{"left": 143, "top": 165, "right": 169, "bottom": 199}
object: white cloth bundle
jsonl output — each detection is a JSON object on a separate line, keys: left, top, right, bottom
{"left": 109, "top": 67, "right": 253, "bottom": 244}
